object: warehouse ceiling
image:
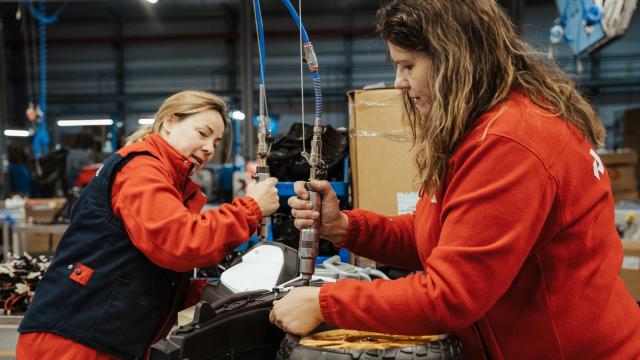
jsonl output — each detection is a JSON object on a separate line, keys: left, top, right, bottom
{"left": 0, "top": 0, "right": 554, "bottom": 24}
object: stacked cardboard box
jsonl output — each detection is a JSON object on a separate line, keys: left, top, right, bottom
{"left": 348, "top": 88, "right": 420, "bottom": 216}
{"left": 347, "top": 88, "right": 420, "bottom": 267}
{"left": 623, "top": 109, "right": 640, "bottom": 192}
{"left": 599, "top": 149, "right": 638, "bottom": 202}
{"left": 24, "top": 198, "right": 67, "bottom": 254}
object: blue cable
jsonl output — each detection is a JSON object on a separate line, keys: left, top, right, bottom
{"left": 281, "top": 0, "right": 322, "bottom": 120}
{"left": 23, "top": 0, "right": 69, "bottom": 159}
{"left": 23, "top": 0, "right": 69, "bottom": 25}
{"left": 281, "top": 0, "right": 310, "bottom": 43}
{"left": 36, "top": 0, "right": 50, "bottom": 158}
{"left": 253, "top": 0, "right": 266, "bottom": 86}
{"left": 582, "top": 0, "right": 603, "bottom": 26}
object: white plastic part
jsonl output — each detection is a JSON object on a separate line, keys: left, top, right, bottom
{"left": 220, "top": 244, "right": 285, "bottom": 293}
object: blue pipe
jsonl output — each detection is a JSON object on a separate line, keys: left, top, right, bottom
{"left": 23, "top": 0, "right": 69, "bottom": 25}
{"left": 253, "top": 0, "right": 267, "bottom": 86}
{"left": 24, "top": 0, "right": 69, "bottom": 159}
{"left": 281, "top": 0, "right": 310, "bottom": 43}
{"left": 35, "top": 0, "right": 50, "bottom": 158}
{"left": 280, "top": 0, "right": 322, "bottom": 120}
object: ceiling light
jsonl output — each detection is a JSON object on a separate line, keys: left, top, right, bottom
{"left": 57, "top": 119, "right": 114, "bottom": 127}
{"left": 230, "top": 110, "right": 245, "bottom": 121}
{"left": 146, "top": 0, "right": 158, "bottom": 4}
{"left": 138, "top": 118, "right": 155, "bottom": 125}
{"left": 4, "top": 129, "right": 30, "bottom": 137}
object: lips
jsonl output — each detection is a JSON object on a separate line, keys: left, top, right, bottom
{"left": 191, "top": 155, "right": 203, "bottom": 167}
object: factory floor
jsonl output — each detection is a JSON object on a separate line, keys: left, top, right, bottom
{"left": 0, "top": 316, "right": 21, "bottom": 360}
{"left": 0, "top": 325, "right": 18, "bottom": 360}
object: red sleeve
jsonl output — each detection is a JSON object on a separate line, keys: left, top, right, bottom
{"left": 339, "top": 210, "right": 422, "bottom": 270}
{"left": 112, "top": 157, "right": 262, "bottom": 272}
{"left": 320, "top": 136, "right": 556, "bottom": 334}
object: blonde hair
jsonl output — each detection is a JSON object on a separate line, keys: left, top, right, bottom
{"left": 125, "top": 90, "right": 229, "bottom": 146}
{"left": 377, "top": 0, "right": 605, "bottom": 195}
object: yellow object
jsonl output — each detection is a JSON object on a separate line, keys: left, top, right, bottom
{"left": 625, "top": 212, "right": 637, "bottom": 224}
{"left": 299, "top": 329, "right": 440, "bottom": 350}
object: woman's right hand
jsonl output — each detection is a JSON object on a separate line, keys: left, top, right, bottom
{"left": 245, "top": 177, "right": 280, "bottom": 216}
{"left": 288, "top": 180, "right": 348, "bottom": 244}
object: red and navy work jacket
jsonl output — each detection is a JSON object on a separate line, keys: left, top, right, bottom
{"left": 19, "top": 151, "right": 188, "bottom": 359}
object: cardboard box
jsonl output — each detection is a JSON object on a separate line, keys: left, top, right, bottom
{"left": 25, "top": 235, "right": 62, "bottom": 254}
{"left": 607, "top": 166, "right": 637, "bottom": 192}
{"left": 614, "top": 190, "right": 639, "bottom": 203}
{"left": 599, "top": 149, "right": 638, "bottom": 166}
{"left": 621, "top": 239, "right": 640, "bottom": 301}
{"left": 624, "top": 109, "right": 640, "bottom": 189}
{"left": 599, "top": 149, "right": 638, "bottom": 202}
{"left": 348, "top": 88, "right": 419, "bottom": 216}
{"left": 24, "top": 198, "right": 67, "bottom": 254}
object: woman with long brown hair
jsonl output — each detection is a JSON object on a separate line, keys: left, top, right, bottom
{"left": 17, "top": 90, "right": 280, "bottom": 359}
{"left": 271, "top": 1, "right": 640, "bottom": 358}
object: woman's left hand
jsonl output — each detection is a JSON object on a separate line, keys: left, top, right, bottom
{"left": 269, "top": 287, "right": 323, "bottom": 335}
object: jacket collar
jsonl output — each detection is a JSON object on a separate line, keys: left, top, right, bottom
{"left": 121, "top": 133, "right": 194, "bottom": 189}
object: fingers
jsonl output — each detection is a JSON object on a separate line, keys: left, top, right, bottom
{"left": 266, "top": 177, "right": 278, "bottom": 186}
{"left": 294, "top": 217, "right": 316, "bottom": 229}
{"left": 293, "top": 181, "right": 308, "bottom": 200}
{"left": 290, "top": 207, "right": 319, "bottom": 221}
{"left": 289, "top": 198, "right": 319, "bottom": 229}
{"left": 287, "top": 195, "right": 315, "bottom": 211}
{"left": 269, "top": 301, "right": 286, "bottom": 332}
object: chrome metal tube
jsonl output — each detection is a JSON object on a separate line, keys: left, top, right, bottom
{"left": 298, "top": 184, "right": 321, "bottom": 285}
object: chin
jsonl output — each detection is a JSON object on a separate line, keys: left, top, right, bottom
{"left": 417, "top": 105, "right": 432, "bottom": 118}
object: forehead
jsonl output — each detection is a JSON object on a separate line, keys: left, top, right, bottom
{"left": 388, "top": 42, "right": 413, "bottom": 59}
{"left": 388, "top": 42, "right": 428, "bottom": 63}
{"left": 184, "top": 110, "right": 224, "bottom": 132}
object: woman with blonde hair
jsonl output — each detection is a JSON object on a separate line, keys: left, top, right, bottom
{"left": 271, "top": 1, "right": 640, "bottom": 359}
{"left": 17, "top": 90, "right": 280, "bottom": 359}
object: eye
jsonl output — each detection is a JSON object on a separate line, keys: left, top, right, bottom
{"left": 198, "top": 130, "right": 207, "bottom": 137}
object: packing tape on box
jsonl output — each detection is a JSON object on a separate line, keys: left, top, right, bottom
{"left": 350, "top": 129, "right": 413, "bottom": 142}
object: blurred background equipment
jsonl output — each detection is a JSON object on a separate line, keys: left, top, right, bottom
{"left": 551, "top": 0, "right": 637, "bottom": 55}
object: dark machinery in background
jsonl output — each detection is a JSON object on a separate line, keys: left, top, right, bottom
{"left": 268, "top": 123, "right": 348, "bottom": 255}
{"left": 549, "top": 0, "right": 637, "bottom": 56}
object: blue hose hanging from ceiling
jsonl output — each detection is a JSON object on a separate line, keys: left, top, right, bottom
{"left": 253, "top": 0, "right": 266, "bottom": 87}
{"left": 281, "top": 0, "right": 323, "bottom": 123}
{"left": 23, "top": 0, "right": 70, "bottom": 160}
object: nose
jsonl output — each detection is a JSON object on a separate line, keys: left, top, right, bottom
{"left": 394, "top": 69, "right": 409, "bottom": 90}
{"left": 202, "top": 140, "right": 214, "bottom": 155}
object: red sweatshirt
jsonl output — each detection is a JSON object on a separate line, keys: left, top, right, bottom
{"left": 319, "top": 92, "right": 640, "bottom": 359}
{"left": 17, "top": 133, "right": 261, "bottom": 360}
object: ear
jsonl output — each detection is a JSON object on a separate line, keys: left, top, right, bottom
{"left": 163, "top": 115, "right": 177, "bottom": 132}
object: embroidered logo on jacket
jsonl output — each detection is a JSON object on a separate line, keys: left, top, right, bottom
{"left": 589, "top": 149, "right": 604, "bottom": 180}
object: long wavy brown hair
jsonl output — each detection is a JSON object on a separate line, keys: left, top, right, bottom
{"left": 376, "top": 0, "right": 605, "bottom": 195}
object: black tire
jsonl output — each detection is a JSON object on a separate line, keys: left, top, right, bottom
{"left": 276, "top": 331, "right": 463, "bottom": 360}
